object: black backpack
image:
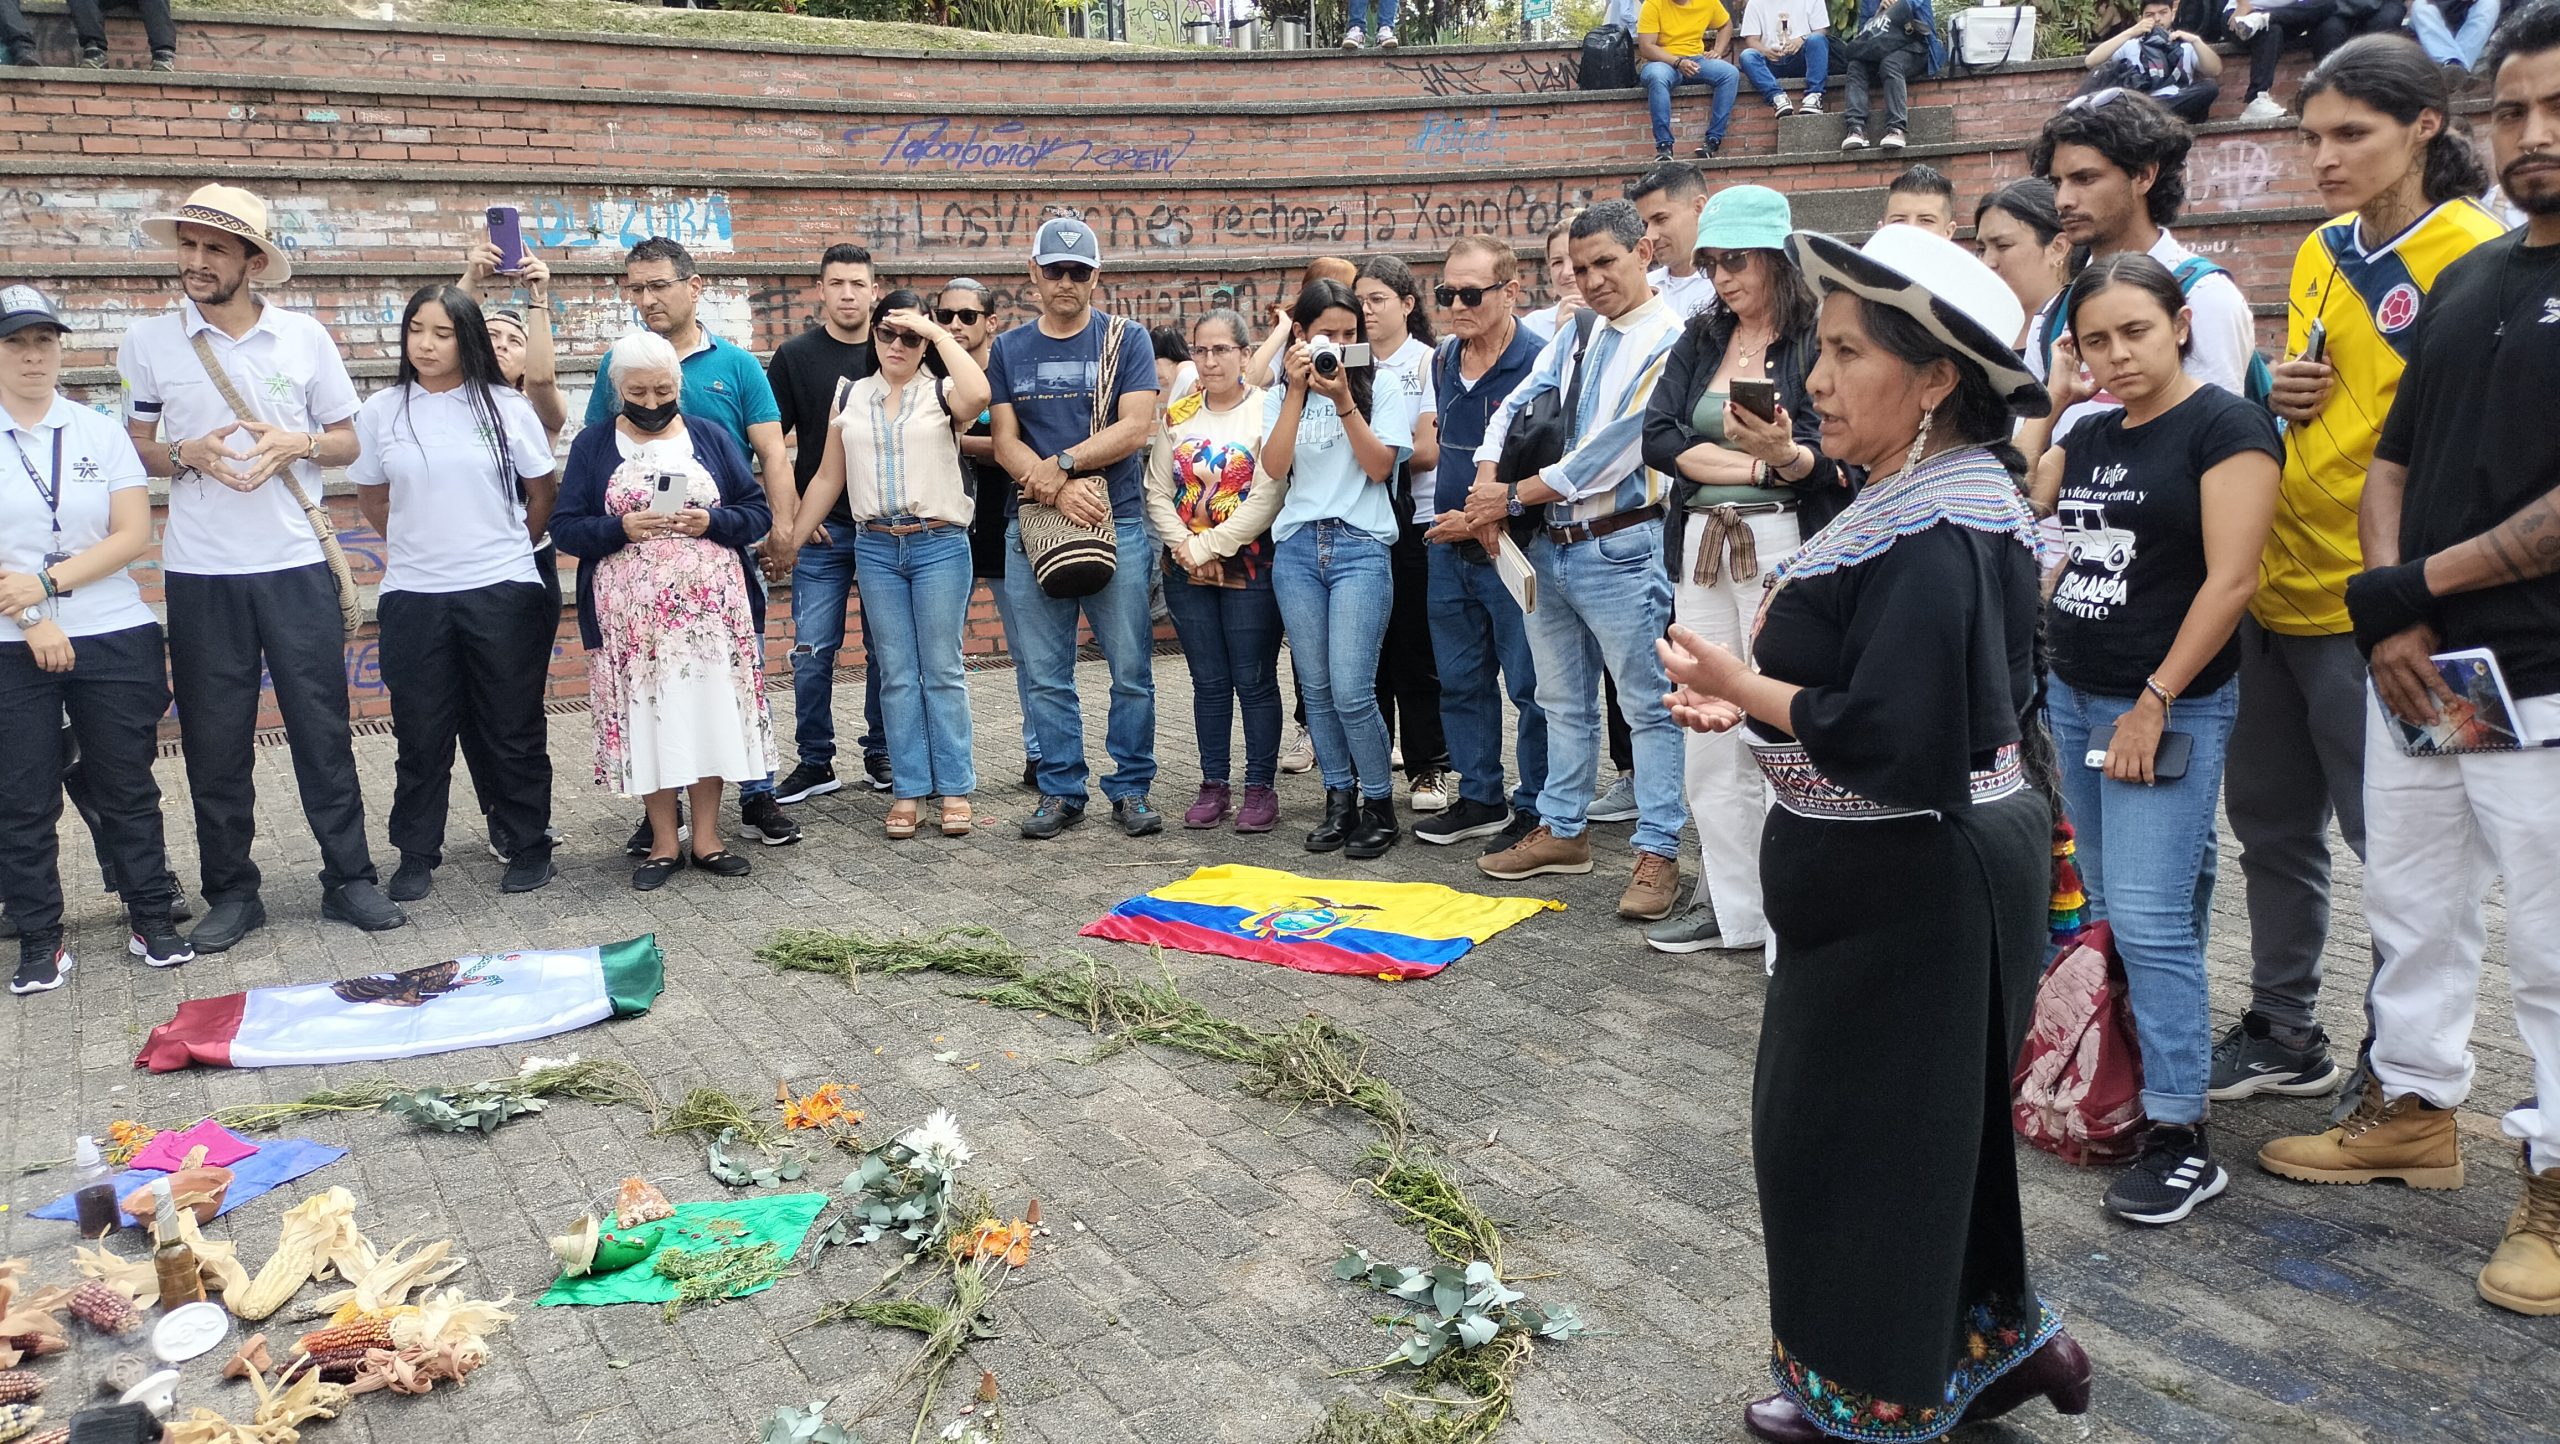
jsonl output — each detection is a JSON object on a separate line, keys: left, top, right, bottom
{"left": 1578, "top": 26, "right": 1637, "bottom": 90}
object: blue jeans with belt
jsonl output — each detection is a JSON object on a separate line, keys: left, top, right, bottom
{"left": 851, "top": 523, "right": 976, "bottom": 800}
{"left": 1273, "top": 522, "right": 1396, "bottom": 800}
{"left": 1522, "top": 519, "right": 1688, "bottom": 858}
{"left": 1425, "top": 543, "right": 1546, "bottom": 812}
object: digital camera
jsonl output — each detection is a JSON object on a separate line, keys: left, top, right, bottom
{"left": 1307, "top": 339, "right": 1373, "bottom": 379}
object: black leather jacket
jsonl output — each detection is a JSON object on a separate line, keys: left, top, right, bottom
{"left": 1641, "top": 308, "right": 1852, "bottom": 583}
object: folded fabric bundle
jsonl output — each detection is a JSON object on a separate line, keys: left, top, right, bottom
{"left": 127, "top": 1120, "right": 260, "bottom": 1173}
{"left": 32, "top": 1138, "right": 347, "bottom": 1230}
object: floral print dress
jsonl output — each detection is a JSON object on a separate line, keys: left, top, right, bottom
{"left": 586, "top": 431, "right": 775, "bottom": 796}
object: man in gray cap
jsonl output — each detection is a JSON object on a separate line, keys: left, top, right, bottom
{"left": 988, "top": 213, "right": 1163, "bottom": 840}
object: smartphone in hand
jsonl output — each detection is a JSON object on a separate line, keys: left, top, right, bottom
{"left": 2300, "top": 319, "right": 2328, "bottom": 367}
{"left": 645, "top": 470, "right": 687, "bottom": 516}
{"left": 1730, "top": 378, "right": 1780, "bottom": 423}
{"left": 487, "top": 205, "right": 525, "bottom": 275}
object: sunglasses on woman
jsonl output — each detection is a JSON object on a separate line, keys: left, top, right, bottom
{"left": 1040, "top": 262, "right": 1095, "bottom": 283}
{"left": 933, "top": 307, "right": 987, "bottom": 325}
{"left": 1692, "top": 249, "right": 1760, "bottom": 277}
{"left": 1433, "top": 284, "right": 1499, "bottom": 308}
{"left": 875, "top": 326, "right": 927, "bottom": 349}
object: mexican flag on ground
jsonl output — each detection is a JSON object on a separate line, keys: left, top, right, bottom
{"left": 136, "top": 936, "right": 665, "bottom": 1073}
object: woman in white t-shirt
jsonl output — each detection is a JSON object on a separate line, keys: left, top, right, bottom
{"left": 351, "top": 286, "right": 563, "bottom": 901}
{"left": 0, "top": 285, "right": 187, "bottom": 994}
{"left": 1353, "top": 256, "right": 1451, "bottom": 814}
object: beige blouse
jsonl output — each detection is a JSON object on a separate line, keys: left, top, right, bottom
{"left": 830, "top": 373, "right": 973, "bottom": 527}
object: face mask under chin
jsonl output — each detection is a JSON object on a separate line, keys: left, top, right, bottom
{"left": 623, "top": 398, "right": 680, "bottom": 433}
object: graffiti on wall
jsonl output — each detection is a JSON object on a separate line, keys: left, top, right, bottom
{"left": 841, "top": 119, "right": 1198, "bottom": 175}
{"left": 1384, "top": 54, "right": 1579, "bottom": 97}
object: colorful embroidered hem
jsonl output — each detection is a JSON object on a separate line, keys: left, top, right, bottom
{"left": 1768, "top": 1297, "right": 2062, "bottom": 1442}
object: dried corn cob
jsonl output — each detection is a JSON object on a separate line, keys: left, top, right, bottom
{"left": 0, "top": 1376, "right": 35, "bottom": 1407}
{"left": 0, "top": 1340, "right": 59, "bottom": 1361}
{"left": 17, "top": 1428, "right": 62, "bottom": 1444}
{"left": 64, "top": 1283, "right": 140, "bottom": 1337}
{"left": 292, "top": 1314, "right": 397, "bottom": 1358}
{"left": 0, "top": 1403, "right": 42, "bottom": 1444}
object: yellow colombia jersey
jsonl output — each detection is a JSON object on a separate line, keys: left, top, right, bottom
{"left": 2259, "top": 197, "right": 2508, "bottom": 635}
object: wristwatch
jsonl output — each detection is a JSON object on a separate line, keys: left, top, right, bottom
{"left": 301, "top": 432, "right": 322, "bottom": 460}
{"left": 1056, "top": 450, "right": 1079, "bottom": 475}
{"left": 1504, "top": 483, "right": 1524, "bottom": 518}
{"left": 15, "top": 605, "right": 41, "bottom": 628}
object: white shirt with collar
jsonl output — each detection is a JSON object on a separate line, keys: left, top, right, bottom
{"left": 1, "top": 395, "right": 155, "bottom": 640}
{"left": 351, "top": 383, "right": 558, "bottom": 596}
{"left": 2029, "top": 227, "right": 2260, "bottom": 439}
{"left": 116, "top": 297, "right": 361, "bottom": 577}
{"left": 1648, "top": 265, "right": 1719, "bottom": 320}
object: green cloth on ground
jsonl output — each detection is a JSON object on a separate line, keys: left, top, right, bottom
{"left": 539, "top": 1192, "right": 831, "bottom": 1307}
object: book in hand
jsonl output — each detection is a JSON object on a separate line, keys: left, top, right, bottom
{"left": 2394, "top": 648, "right": 2538, "bottom": 756}
{"left": 1494, "top": 533, "right": 1537, "bottom": 614}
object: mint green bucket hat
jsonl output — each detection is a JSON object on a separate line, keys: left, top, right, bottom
{"left": 1695, "top": 185, "right": 1793, "bottom": 254}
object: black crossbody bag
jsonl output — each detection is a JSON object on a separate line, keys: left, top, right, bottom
{"left": 1492, "top": 309, "right": 1601, "bottom": 548}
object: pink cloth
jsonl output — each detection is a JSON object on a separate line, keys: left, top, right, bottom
{"left": 127, "top": 1120, "right": 258, "bottom": 1172}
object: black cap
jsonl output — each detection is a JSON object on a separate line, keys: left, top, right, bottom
{"left": 0, "top": 284, "right": 66, "bottom": 339}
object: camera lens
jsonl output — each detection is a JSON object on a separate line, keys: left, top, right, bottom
{"left": 1313, "top": 351, "right": 1341, "bottom": 378}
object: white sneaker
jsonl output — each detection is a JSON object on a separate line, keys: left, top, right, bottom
{"left": 1798, "top": 93, "right": 1823, "bottom": 115}
{"left": 1879, "top": 130, "right": 1907, "bottom": 149}
{"left": 1587, "top": 772, "right": 1640, "bottom": 823}
{"left": 1281, "top": 726, "right": 1316, "bottom": 774}
{"left": 1840, "top": 133, "right": 1869, "bottom": 151}
{"left": 1770, "top": 95, "right": 1795, "bottom": 116}
{"left": 1342, "top": 25, "right": 1365, "bottom": 47}
{"left": 2239, "top": 94, "right": 2288, "bottom": 123}
{"left": 1377, "top": 25, "right": 1398, "bottom": 47}
{"left": 1409, "top": 771, "right": 1450, "bottom": 813}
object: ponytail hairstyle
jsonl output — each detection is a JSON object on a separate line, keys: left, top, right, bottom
{"left": 392, "top": 283, "right": 513, "bottom": 492}
{"left": 1354, "top": 254, "right": 1436, "bottom": 348}
{"left": 2063, "top": 251, "right": 2195, "bottom": 360}
{"left": 1974, "top": 176, "right": 2064, "bottom": 248}
{"left": 1288, "top": 278, "right": 1375, "bottom": 422}
{"left": 2296, "top": 34, "right": 2491, "bottom": 205}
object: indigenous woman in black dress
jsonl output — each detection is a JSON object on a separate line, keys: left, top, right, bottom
{"left": 1657, "top": 226, "right": 2093, "bottom": 1442}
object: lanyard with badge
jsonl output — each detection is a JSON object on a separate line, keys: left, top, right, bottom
{"left": 9, "top": 426, "right": 72, "bottom": 598}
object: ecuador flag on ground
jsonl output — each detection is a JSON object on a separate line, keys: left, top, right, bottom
{"left": 1082, "top": 865, "right": 1561, "bottom": 980}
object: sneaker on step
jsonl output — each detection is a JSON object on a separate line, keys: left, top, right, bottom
{"left": 2105, "top": 1123, "right": 2229, "bottom": 1225}
{"left": 1798, "top": 92, "right": 1824, "bottom": 114}
{"left": 775, "top": 760, "right": 842, "bottom": 804}
{"left": 11, "top": 934, "right": 70, "bottom": 995}
{"left": 1416, "top": 796, "right": 1508, "bottom": 846}
{"left": 1281, "top": 726, "right": 1316, "bottom": 774}
{"left": 2258, "top": 1077, "right": 2465, "bottom": 1188}
{"left": 1644, "top": 897, "right": 1726, "bottom": 954}
{"left": 1184, "top": 781, "right": 1233, "bottom": 829}
{"left": 2479, "top": 1146, "right": 2560, "bottom": 1316}
{"left": 1840, "top": 133, "right": 1870, "bottom": 150}
{"left": 1478, "top": 824, "right": 1593, "bottom": 880}
{"left": 1770, "top": 95, "right": 1795, "bottom": 116}
{"left": 1879, "top": 129, "right": 1907, "bottom": 149}
{"left": 2208, "top": 1011, "right": 2343, "bottom": 1100}
{"left": 2239, "top": 93, "right": 2288, "bottom": 123}
{"left": 1587, "top": 772, "right": 1639, "bottom": 822}
{"left": 1377, "top": 25, "right": 1398, "bottom": 47}
{"left": 1408, "top": 770, "right": 1449, "bottom": 812}
{"left": 1619, "top": 851, "right": 1681, "bottom": 921}
{"left": 1342, "top": 24, "right": 1365, "bottom": 46}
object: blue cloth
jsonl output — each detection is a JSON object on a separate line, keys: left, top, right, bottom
{"left": 33, "top": 1138, "right": 348, "bottom": 1229}
{"left": 786, "top": 527, "right": 886, "bottom": 768}
{"left": 1427, "top": 542, "right": 1547, "bottom": 812}
{"left": 1004, "top": 516, "right": 1159, "bottom": 803}
{"left": 853, "top": 526, "right": 978, "bottom": 800}
{"left": 1642, "top": 57, "right": 1741, "bottom": 149}
{"left": 1524, "top": 523, "right": 1688, "bottom": 857}
{"left": 550, "top": 420, "right": 770, "bottom": 653}
{"left": 1740, "top": 33, "right": 1830, "bottom": 98}
{"left": 583, "top": 334, "right": 781, "bottom": 455}
{"left": 1273, "top": 522, "right": 1398, "bottom": 799}
{"left": 1432, "top": 330, "right": 1546, "bottom": 516}
{"left": 2410, "top": 0, "right": 2498, "bottom": 67}
{"left": 986, "top": 314, "right": 1159, "bottom": 522}
{"left": 1162, "top": 570, "right": 1285, "bottom": 788}
{"left": 1265, "top": 383, "right": 1415, "bottom": 547}
{"left": 2047, "top": 676, "right": 2239, "bottom": 1127}
{"left": 988, "top": 577, "right": 1040, "bottom": 764}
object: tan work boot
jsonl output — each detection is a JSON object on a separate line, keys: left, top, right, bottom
{"left": 1618, "top": 851, "right": 1681, "bottom": 921}
{"left": 2257, "top": 1078, "right": 2465, "bottom": 1188}
{"left": 1477, "top": 825, "right": 1592, "bottom": 881}
{"left": 2479, "top": 1146, "right": 2560, "bottom": 1316}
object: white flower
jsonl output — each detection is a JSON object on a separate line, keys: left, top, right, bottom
{"left": 517, "top": 1054, "right": 580, "bottom": 1078}
{"left": 900, "top": 1109, "right": 973, "bottom": 1171}
{"left": 939, "top": 1423, "right": 968, "bottom": 1442}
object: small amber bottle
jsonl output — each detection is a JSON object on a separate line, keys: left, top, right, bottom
{"left": 149, "top": 1179, "right": 205, "bottom": 1309}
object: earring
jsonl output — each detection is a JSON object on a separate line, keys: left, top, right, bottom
{"left": 1904, "top": 406, "right": 1937, "bottom": 477}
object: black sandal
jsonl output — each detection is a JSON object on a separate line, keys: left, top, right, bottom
{"left": 689, "top": 850, "right": 751, "bottom": 878}
{"left": 631, "top": 856, "right": 683, "bottom": 892}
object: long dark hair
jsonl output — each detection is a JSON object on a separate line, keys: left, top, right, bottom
{"left": 1355, "top": 255, "right": 1437, "bottom": 348}
{"left": 1689, "top": 246, "right": 1819, "bottom": 354}
{"left": 871, "top": 287, "right": 949, "bottom": 378}
{"left": 393, "top": 284, "right": 512, "bottom": 488}
{"left": 1975, "top": 177, "right": 2064, "bottom": 247}
{"left": 2062, "top": 251, "right": 2195, "bottom": 359}
{"left": 1290, "top": 278, "right": 1374, "bottom": 422}
{"left": 2296, "top": 35, "right": 2491, "bottom": 206}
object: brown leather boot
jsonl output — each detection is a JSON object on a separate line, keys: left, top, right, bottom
{"left": 1963, "top": 1328, "right": 2093, "bottom": 1422}
{"left": 2478, "top": 1146, "right": 2560, "bottom": 1316}
{"left": 2257, "top": 1077, "right": 2464, "bottom": 1189}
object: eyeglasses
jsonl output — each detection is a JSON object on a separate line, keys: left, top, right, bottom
{"left": 621, "top": 277, "right": 688, "bottom": 300}
{"left": 1192, "top": 343, "right": 1243, "bottom": 358}
{"left": 1693, "top": 249, "right": 1760, "bottom": 276}
{"left": 2065, "top": 86, "right": 2128, "bottom": 113}
{"left": 1434, "top": 284, "right": 1500, "bottom": 308}
{"left": 874, "top": 326, "right": 927, "bottom": 349}
{"left": 934, "top": 308, "right": 987, "bottom": 325}
{"left": 1040, "top": 262, "right": 1095, "bottom": 284}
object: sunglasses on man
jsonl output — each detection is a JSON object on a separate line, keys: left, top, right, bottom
{"left": 1040, "top": 262, "right": 1095, "bottom": 283}
{"left": 933, "top": 307, "right": 988, "bottom": 326}
{"left": 1433, "top": 284, "right": 1505, "bottom": 308}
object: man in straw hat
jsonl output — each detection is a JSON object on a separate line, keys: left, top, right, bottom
{"left": 115, "top": 182, "right": 407, "bottom": 951}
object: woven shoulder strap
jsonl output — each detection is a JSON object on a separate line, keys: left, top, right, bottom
{"left": 186, "top": 329, "right": 329, "bottom": 520}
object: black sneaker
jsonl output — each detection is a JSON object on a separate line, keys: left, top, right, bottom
{"left": 1113, "top": 794, "right": 1164, "bottom": 837}
{"left": 1482, "top": 807, "right": 1540, "bottom": 857}
{"left": 2104, "top": 1123, "right": 2229, "bottom": 1225}
{"left": 322, "top": 879, "right": 409, "bottom": 933}
{"left": 625, "top": 803, "right": 686, "bottom": 858}
{"left": 78, "top": 45, "right": 106, "bottom": 67}
{"left": 151, "top": 50, "right": 176, "bottom": 71}
{"left": 2207, "top": 1011, "right": 2344, "bottom": 1101}
{"left": 190, "top": 897, "right": 266, "bottom": 953}
{"left": 1695, "top": 137, "right": 1723, "bottom": 159}
{"left": 387, "top": 855, "right": 435, "bottom": 903}
{"left": 128, "top": 917, "right": 194, "bottom": 969}
{"left": 863, "top": 754, "right": 895, "bottom": 792}
{"left": 11, "top": 935, "right": 69, "bottom": 995}
{"left": 488, "top": 818, "right": 562, "bottom": 863}
{"left": 1415, "top": 796, "right": 1510, "bottom": 846}
{"left": 1020, "top": 796, "right": 1086, "bottom": 840}
{"left": 1021, "top": 757, "right": 1040, "bottom": 790}
{"left": 501, "top": 854, "right": 556, "bottom": 894}
{"left": 775, "top": 760, "right": 842, "bottom": 804}
{"left": 740, "top": 792, "right": 802, "bottom": 846}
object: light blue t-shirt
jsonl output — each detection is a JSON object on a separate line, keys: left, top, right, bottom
{"left": 584, "top": 332, "right": 781, "bottom": 456}
{"left": 1264, "top": 379, "right": 1415, "bottom": 547}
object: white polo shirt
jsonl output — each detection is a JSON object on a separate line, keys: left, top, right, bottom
{"left": 1379, "top": 335, "right": 1440, "bottom": 525}
{"left": 116, "top": 298, "right": 360, "bottom": 576}
{"left": 1, "top": 395, "right": 156, "bottom": 640}
{"left": 350, "top": 383, "right": 558, "bottom": 595}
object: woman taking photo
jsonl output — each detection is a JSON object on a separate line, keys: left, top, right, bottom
{"left": 1353, "top": 255, "right": 1451, "bottom": 814}
{"left": 1264, "top": 278, "right": 1416, "bottom": 859}
{"left": 0, "top": 286, "right": 186, "bottom": 995}
{"left": 1972, "top": 177, "right": 2074, "bottom": 351}
{"left": 553, "top": 331, "right": 775, "bottom": 891}
{"left": 352, "top": 284, "right": 562, "bottom": 900}
{"left": 1640, "top": 185, "right": 1841, "bottom": 959}
{"left": 2020, "top": 253, "right": 2281, "bottom": 1226}
{"left": 796, "top": 289, "right": 990, "bottom": 840}
{"left": 1656, "top": 227, "right": 2087, "bottom": 1440}
{"left": 1146, "top": 308, "right": 1286, "bottom": 834}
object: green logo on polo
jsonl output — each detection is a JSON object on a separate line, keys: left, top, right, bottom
{"left": 475, "top": 423, "right": 497, "bottom": 445}
{"left": 263, "top": 372, "right": 295, "bottom": 401}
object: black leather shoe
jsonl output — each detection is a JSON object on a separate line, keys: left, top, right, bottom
{"left": 190, "top": 897, "right": 268, "bottom": 954}
{"left": 1305, "top": 788, "right": 1358, "bottom": 853}
{"left": 689, "top": 849, "right": 752, "bottom": 878}
{"left": 1345, "top": 795, "right": 1400, "bottom": 859}
{"left": 501, "top": 854, "right": 557, "bottom": 894}
{"left": 321, "top": 880, "right": 408, "bottom": 932}
{"left": 387, "top": 855, "right": 435, "bottom": 903}
{"left": 1741, "top": 1394, "right": 1825, "bottom": 1443}
{"left": 1963, "top": 1329, "right": 2092, "bottom": 1422}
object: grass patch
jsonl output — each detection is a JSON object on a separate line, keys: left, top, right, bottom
{"left": 655, "top": 1086, "right": 781, "bottom": 1149}
{"left": 1364, "top": 1148, "right": 1504, "bottom": 1271}
{"left": 171, "top": 1058, "right": 658, "bottom": 1135}
{"left": 171, "top": 0, "right": 1156, "bottom": 54}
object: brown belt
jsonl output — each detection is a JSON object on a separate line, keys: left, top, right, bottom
{"left": 863, "top": 518, "right": 958, "bottom": 536}
{"left": 1545, "top": 503, "right": 1665, "bottom": 547}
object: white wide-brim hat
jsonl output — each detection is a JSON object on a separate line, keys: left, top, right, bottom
{"left": 141, "top": 183, "right": 293, "bottom": 285}
{"left": 1786, "top": 226, "right": 2046, "bottom": 418}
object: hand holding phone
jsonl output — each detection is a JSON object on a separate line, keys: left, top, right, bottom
{"left": 1730, "top": 378, "right": 1780, "bottom": 423}
{"left": 486, "top": 205, "right": 525, "bottom": 276}
{"left": 645, "top": 470, "right": 687, "bottom": 516}
{"left": 2299, "top": 320, "right": 2328, "bottom": 367}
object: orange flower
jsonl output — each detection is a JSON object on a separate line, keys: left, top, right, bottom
{"left": 953, "top": 1219, "right": 1035, "bottom": 1269}
{"left": 105, "top": 1120, "right": 160, "bottom": 1167}
{"left": 779, "top": 1083, "right": 861, "bottom": 1132}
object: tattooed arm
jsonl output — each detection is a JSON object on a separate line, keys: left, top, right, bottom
{"left": 2422, "top": 484, "right": 2560, "bottom": 594}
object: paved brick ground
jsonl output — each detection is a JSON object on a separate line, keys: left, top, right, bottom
{"left": 2, "top": 657, "right": 2549, "bottom": 1444}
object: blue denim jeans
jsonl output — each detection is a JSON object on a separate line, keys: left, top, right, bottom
{"left": 1739, "top": 34, "right": 1829, "bottom": 102}
{"left": 1004, "top": 514, "right": 1158, "bottom": 804}
{"left": 1161, "top": 570, "right": 1284, "bottom": 788}
{"left": 788, "top": 527, "right": 886, "bottom": 770}
{"left": 1273, "top": 523, "right": 1397, "bottom": 800}
{"left": 1426, "top": 543, "right": 1547, "bottom": 811}
{"left": 1349, "top": 0, "right": 1399, "bottom": 29}
{"left": 2047, "top": 675, "right": 2241, "bottom": 1127}
{"left": 852, "top": 525, "right": 976, "bottom": 800}
{"left": 1523, "top": 522, "right": 1687, "bottom": 857}
{"left": 2411, "top": 0, "right": 2498, "bottom": 66}
{"left": 1642, "top": 56, "right": 1740, "bottom": 150}
{"left": 985, "top": 577, "right": 1039, "bottom": 763}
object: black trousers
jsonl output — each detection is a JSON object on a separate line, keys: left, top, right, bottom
{"left": 166, "top": 564, "right": 377, "bottom": 901}
{"left": 0, "top": 623, "right": 173, "bottom": 938}
{"left": 458, "top": 541, "right": 561, "bottom": 843}
{"left": 2245, "top": 0, "right": 2403, "bottom": 97}
{"left": 1374, "top": 515, "right": 1448, "bottom": 781}
{"left": 378, "top": 580, "right": 554, "bottom": 866}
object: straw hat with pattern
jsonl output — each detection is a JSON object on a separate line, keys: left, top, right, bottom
{"left": 141, "top": 183, "right": 293, "bottom": 285}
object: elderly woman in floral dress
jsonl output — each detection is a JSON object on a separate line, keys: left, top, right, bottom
{"left": 552, "top": 331, "right": 775, "bottom": 891}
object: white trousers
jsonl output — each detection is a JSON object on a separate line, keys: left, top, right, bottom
{"left": 1673, "top": 507, "right": 1801, "bottom": 955}
{"left": 2363, "top": 689, "right": 2560, "bottom": 1172}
